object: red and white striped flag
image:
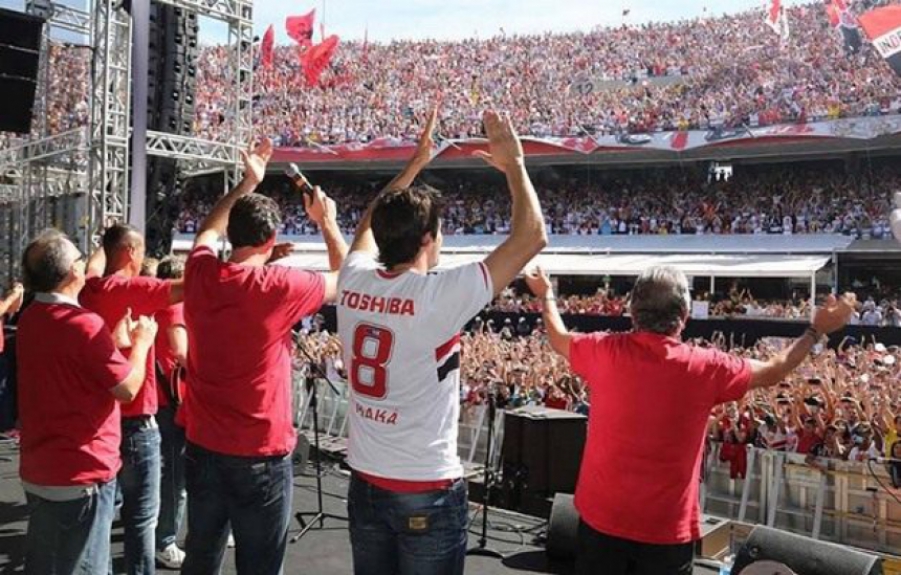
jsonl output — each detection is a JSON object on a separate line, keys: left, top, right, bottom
{"left": 859, "top": 5, "right": 901, "bottom": 76}
{"left": 764, "top": 0, "right": 789, "bottom": 41}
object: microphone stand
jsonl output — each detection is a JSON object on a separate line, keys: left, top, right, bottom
{"left": 290, "top": 333, "right": 348, "bottom": 543}
{"left": 466, "top": 385, "right": 505, "bottom": 559}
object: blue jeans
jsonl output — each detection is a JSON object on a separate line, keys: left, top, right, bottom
{"left": 156, "top": 405, "right": 186, "bottom": 550}
{"left": 24, "top": 479, "right": 117, "bottom": 574}
{"left": 119, "top": 418, "right": 161, "bottom": 575}
{"left": 181, "top": 442, "right": 293, "bottom": 575}
{"left": 348, "top": 473, "right": 468, "bottom": 575}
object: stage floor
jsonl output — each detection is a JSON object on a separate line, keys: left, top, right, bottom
{"left": 0, "top": 441, "right": 718, "bottom": 574}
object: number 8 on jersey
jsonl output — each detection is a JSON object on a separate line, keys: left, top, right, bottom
{"left": 350, "top": 324, "right": 395, "bottom": 400}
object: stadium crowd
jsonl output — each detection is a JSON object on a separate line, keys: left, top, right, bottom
{"left": 7, "top": 2, "right": 901, "bottom": 146}
{"left": 199, "top": 2, "right": 901, "bottom": 144}
{"left": 295, "top": 319, "right": 901, "bottom": 465}
{"left": 175, "top": 163, "right": 898, "bottom": 238}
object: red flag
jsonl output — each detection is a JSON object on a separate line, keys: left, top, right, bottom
{"left": 860, "top": 5, "right": 901, "bottom": 76}
{"left": 827, "top": 0, "right": 861, "bottom": 53}
{"left": 260, "top": 24, "right": 275, "bottom": 68}
{"left": 286, "top": 9, "right": 316, "bottom": 47}
{"left": 302, "top": 34, "right": 340, "bottom": 86}
{"left": 764, "top": 0, "right": 789, "bottom": 40}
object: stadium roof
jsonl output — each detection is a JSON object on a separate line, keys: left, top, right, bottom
{"left": 171, "top": 234, "right": 840, "bottom": 278}
{"left": 172, "top": 233, "right": 853, "bottom": 255}
{"left": 270, "top": 252, "right": 829, "bottom": 278}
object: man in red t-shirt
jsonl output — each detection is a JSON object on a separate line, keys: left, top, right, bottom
{"left": 525, "top": 266, "right": 855, "bottom": 575}
{"left": 79, "top": 223, "right": 183, "bottom": 574}
{"left": 152, "top": 256, "right": 189, "bottom": 568}
{"left": 17, "top": 230, "right": 158, "bottom": 574}
{"left": 181, "top": 138, "right": 347, "bottom": 575}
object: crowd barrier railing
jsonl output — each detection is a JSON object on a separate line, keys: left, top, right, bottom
{"left": 704, "top": 443, "right": 901, "bottom": 555}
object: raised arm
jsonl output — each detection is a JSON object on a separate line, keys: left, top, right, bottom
{"left": 0, "top": 283, "right": 24, "bottom": 317}
{"left": 304, "top": 186, "right": 346, "bottom": 302}
{"left": 477, "top": 111, "right": 548, "bottom": 296}
{"left": 749, "top": 294, "right": 856, "bottom": 390}
{"left": 525, "top": 267, "right": 572, "bottom": 360}
{"left": 350, "top": 106, "right": 439, "bottom": 256}
{"left": 194, "top": 138, "right": 273, "bottom": 249}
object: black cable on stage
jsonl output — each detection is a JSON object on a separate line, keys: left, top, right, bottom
{"left": 866, "top": 459, "right": 901, "bottom": 507}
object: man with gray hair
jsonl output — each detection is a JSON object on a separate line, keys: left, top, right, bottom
{"left": 525, "top": 265, "right": 855, "bottom": 575}
{"left": 16, "top": 230, "right": 158, "bottom": 574}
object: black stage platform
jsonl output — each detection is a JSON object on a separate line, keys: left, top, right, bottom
{"left": 0, "top": 441, "right": 719, "bottom": 574}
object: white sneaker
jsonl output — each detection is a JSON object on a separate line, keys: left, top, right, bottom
{"left": 155, "top": 543, "right": 186, "bottom": 569}
{"left": 227, "top": 533, "right": 235, "bottom": 548}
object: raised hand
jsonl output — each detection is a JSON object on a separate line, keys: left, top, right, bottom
{"left": 473, "top": 110, "right": 524, "bottom": 174}
{"left": 268, "top": 242, "right": 295, "bottom": 264}
{"left": 112, "top": 308, "right": 136, "bottom": 349}
{"left": 412, "top": 105, "right": 439, "bottom": 166}
{"left": 130, "top": 315, "right": 158, "bottom": 346}
{"left": 525, "top": 267, "right": 552, "bottom": 299}
{"left": 240, "top": 138, "right": 274, "bottom": 186}
{"left": 303, "top": 186, "right": 337, "bottom": 226}
{"left": 812, "top": 293, "right": 857, "bottom": 335}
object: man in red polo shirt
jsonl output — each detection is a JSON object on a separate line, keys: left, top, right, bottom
{"left": 80, "top": 223, "right": 184, "bottom": 574}
{"left": 525, "top": 266, "right": 855, "bottom": 575}
{"left": 152, "top": 256, "right": 189, "bottom": 568}
{"left": 17, "top": 230, "right": 158, "bottom": 574}
{"left": 181, "top": 138, "right": 347, "bottom": 575}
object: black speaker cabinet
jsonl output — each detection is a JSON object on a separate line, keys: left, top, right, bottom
{"left": 733, "top": 526, "right": 882, "bottom": 575}
{"left": 0, "top": 7, "right": 45, "bottom": 134}
{"left": 502, "top": 406, "right": 586, "bottom": 499}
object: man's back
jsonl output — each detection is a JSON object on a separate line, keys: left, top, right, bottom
{"left": 80, "top": 273, "right": 171, "bottom": 418}
{"left": 569, "top": 331, "right": 750, "bottom": 545}
{"left": 183, "top": 245, "right": 324, "bottom": 456}
{"left": 337, "top": 252, "right": 493, "bottom": 481}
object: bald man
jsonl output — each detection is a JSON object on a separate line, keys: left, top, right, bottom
{"left": 80, "top": 224, "right": 184, "bottom": 573}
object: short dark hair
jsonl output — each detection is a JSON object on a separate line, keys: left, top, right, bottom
{"left": 227, "top": 193, "right": 282, "bottom": 249}
{"left": 157, "top": 256, "right": 185, "bottom": 280}
{"left": 371, "top": 184, "right": 443, "bottom": 270}
{"left": 22, "top": 229, "right": 74, "bottom": 293}
{"left": 102, "top": 223, "right": 141, "bottom": 257}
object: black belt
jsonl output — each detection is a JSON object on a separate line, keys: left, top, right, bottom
{"left": 122, "top": 415, "right": 156, "bottom": 430}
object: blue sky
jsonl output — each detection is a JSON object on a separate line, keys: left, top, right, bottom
{"left": 0, "top": 0, "right": 806, "bottom": 43}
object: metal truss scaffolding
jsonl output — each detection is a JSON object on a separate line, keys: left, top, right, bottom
{"left": 0, "top": 0, "right": 253, "bottom": 285}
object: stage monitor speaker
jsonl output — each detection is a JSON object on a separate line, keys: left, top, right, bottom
{"left": 546, "top": 493, "right": 579, "bottom": 560}
{"left": 733, "top": 526, "right": 882, "bottom": 575}
{"left": 0, "top": 7, "right": 44, "bottom": 134}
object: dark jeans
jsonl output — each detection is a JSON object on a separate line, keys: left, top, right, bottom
{"left": 575, "top": 520, "right": 694, "bottom": 575}
{"left": 156, "top": 404, "right": 186, "bottom": 549}
{"left": 181, "top": 442, "right": 293, "bottom": 575}
{"left": 348, "top": 473, "right": 468, "bottom": 575}
{"left": 120, "top": 418, "right": 162, "bottom": 575}
{"left": 24, "top": 479, "right": 117, "bottom": 575}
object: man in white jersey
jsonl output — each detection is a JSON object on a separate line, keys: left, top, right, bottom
{"left": 337, "top": 108, "right": 547, "bottom": 575}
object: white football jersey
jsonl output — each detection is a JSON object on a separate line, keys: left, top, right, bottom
{"left": 337, "top": 251, "right": 493, "bottom": 480}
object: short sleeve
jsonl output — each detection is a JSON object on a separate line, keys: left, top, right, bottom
{"left": 339, "top": 251, "right": 378, "bottom": 288}
{"left": 158, "top": 304, "right": 185, "bottom": 328}
{"left": 129, "top": 277, "right": 172, "bottom": 315}
{"left": 76, "top": 312, "right": 133, "bottom": 390}
{"left": 569, "top": 332, "right": 610, "bottom": 383}
{"left": 281, "top": 268, "right": 326, "bottom": 323}
{"left": 703, "top": 348, "right": 752, "bottom": 405}
{"left": 185, "top": 245, "right": 217, "bottom": 280}
{"left": 425, "top": 262, "right": 493, "bottom": 341}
